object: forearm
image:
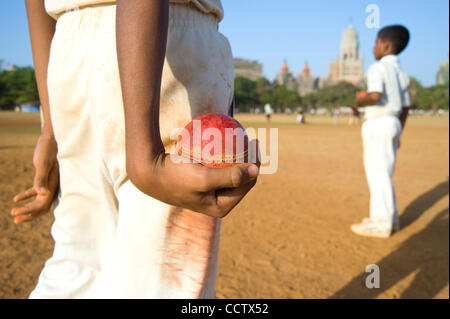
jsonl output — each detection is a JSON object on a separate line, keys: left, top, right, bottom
{"left": 399, "top": 106, "right": 409, "bottom": 129}
{"left": 116, "top": 0, "right": 169, "bottom": 177}
{"left": 356, "top": 92, "right": 382, "bottom": 107}
{"left": 25, "top": 0, "right": 56, "bottom": 139}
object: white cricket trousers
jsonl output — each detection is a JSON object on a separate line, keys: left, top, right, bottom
{"left": 362, "top": 116, "right": 402, "bottom": 229}
{"left": 30, "top": 4, "right": 234, "bottom": 298}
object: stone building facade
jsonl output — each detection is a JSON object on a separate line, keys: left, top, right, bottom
{"left": 276, "top": 61, "right": 298, "bottom": 91}
{"left": 297, "top": 62, "right": 316, "bottom": 96}
{"left": 233, "top": 58, "right": 263, "bottom": 81}
{"left": 276, "top": 61, "right": 318, "bottom": 96}
{"left": 328, "top": 25, "right": 364, "bottom": 86}
{"left": 272, "top": 25, "right": 364, "bottom": 96}
{"left": 437, "top": 58, "right": 449, "bottom": 85}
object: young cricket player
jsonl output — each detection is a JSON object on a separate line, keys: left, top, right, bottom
{"left": 13, "top": 0, "right": 259, "bottom": 298}
{"left": 352, "top": 25, "right": 410, "bottom": 238}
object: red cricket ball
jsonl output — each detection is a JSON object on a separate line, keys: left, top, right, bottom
{"left": 357, "top": 90, "right": 367, "bottom": 98}
{"left": 177, "top": 113, "right": 249, "bottom": 168}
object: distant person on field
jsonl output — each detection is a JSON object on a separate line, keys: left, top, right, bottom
{"left": 351, "top": 25, "right": 410, "bottom": 238}
{"left": 333, "top": 106, "right": 340, "bottom": 125}
{"left": 296, "top": 107, "right": 305, "bottom": 124}
{"left": 264, "top": 103, "right": 273, "bottom": 121}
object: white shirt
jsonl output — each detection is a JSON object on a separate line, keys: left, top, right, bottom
{"left": 365, "top": 55, "right": 410, "bottom": 120}
{"left": 45, "top": 0, "right": 224, "bottom": 21}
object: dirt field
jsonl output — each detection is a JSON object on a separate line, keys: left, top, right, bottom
{"left": 0, "top": 111, "right": 448, "bottom": 299}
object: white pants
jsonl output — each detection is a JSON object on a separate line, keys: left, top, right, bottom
{"left": 30, "top": 4, "right": 233, "bottom": 298}
{"left": 362, "top": 116, "right": 402, "bottom": 229}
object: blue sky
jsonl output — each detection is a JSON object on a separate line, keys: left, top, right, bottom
{"left": 220, "top": 0, "right": 449, "bottom": 87}
{"left": 0, "top": 1, "right": 448, "bottom": 87}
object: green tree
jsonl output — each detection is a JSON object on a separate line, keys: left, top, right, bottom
{"left": 308, "top": 81, "right": 358, "bottom": 110}
{"left": 273, "top": 85, "right": 301, "bottom": 109}
{"left": 410, "top": 77, "right": 449, "bottom": 111}
{"left": 302, "top": 92, "right": 318, "bottom": 109}
{"left": 234, "top": 76, "right": 259, "bottom": 111}
{"left": 427, "top": 84, "right": 449, "bottom": 111}
{"left": 409, "top": 77, "right": 425, "bottom": 109}
{"left": 234, "top": 76, "right": 302, "bottom": 112}
{"left": 0, "top": 67, "right": 39, "bottom": 109}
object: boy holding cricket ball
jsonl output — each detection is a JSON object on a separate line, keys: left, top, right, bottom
{"left": 14, "top": 0, "right": 259, "bottom": 298}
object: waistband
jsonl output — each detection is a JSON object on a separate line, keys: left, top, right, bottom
{"left": 55, "top": 3, "right": 218, "bottom": 30}
{"left": 364, "top": 106, "right": 400, "bottom": 121}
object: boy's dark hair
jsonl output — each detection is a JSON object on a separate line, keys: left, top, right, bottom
{"left": 377, "top": 25, "right": 410, "bottom": 54}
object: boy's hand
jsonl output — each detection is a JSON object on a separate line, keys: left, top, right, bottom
{"left": 355, "top": 94, "right": 364, "bottom": 106}
{"left": 128, "top": 140, "right": 260, "bottom": 219}
{"left": 355, "top": 91, "right": 367, "bottom": 106}
{"left": 355, "top": 91, "right": 382, "bottom": 107}
{"left": 11, "top": 133, "right": 59, "bottom": 224}
{"left": 355, "top": 96, "right": 363, "bottom": 106}
{"left": 116, "top": 0, "right": 259, "bottom": 218}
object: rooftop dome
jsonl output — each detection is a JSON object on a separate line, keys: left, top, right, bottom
{"left": 341, "top": 25, "right": 358, "bottom": 48}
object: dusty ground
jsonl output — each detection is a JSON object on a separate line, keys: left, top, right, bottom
{"left": 0, "top": 112, "right": 448, "bottom": 299}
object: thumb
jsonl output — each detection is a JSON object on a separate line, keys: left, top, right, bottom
{"left": 206, "top": 164, "right": 259, "bottom": 190}
{"left": 34, "top": 163, "right": 52, "bottom": 195}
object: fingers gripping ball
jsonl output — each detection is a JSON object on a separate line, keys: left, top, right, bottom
{"left": 357, "top": 91, "right": 367, "bottom": 98}
{"left": 176, "top": 113, "right": 249, "bottom": 168}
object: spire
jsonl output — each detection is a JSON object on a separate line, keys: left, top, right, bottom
{"left": 281, "top": 60, "right": 289, "bottom": 73}
{"left": 301, "top": 61, "right": 311, "bottom": 77}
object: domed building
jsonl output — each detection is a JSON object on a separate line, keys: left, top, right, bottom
{"left": 328, "top": 25, "right": 364, "bottom": 85}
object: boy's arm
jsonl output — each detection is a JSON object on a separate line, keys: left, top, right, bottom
{"left": 12, "top": 1, "right": 59, "bottom": 224}
{"left": 399, "top": 106, "right": 409, "bottom": 129}
{"left": 356, "top": 63, "right": 383, "bottom": 107}
{"left": 399, "top": 81, "right": 411, "bottom": 129}
{"left": 116, "top": 0, "right": 167, "bottom": 166}
{"left": 116, "top": 0, "right": 259, "bottom": 218}
{"left": 25, "top": 0, "right": 56, "bottom": 140}
{"left": 397, "top": 106, "right": 409, "bottom": 149}
{"left": 356, "top": 92, "right": 382, "bottom": 107}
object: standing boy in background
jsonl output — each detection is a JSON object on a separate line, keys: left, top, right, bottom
{"left": 351, "top": 25, "right": 410, "bottom": 238}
